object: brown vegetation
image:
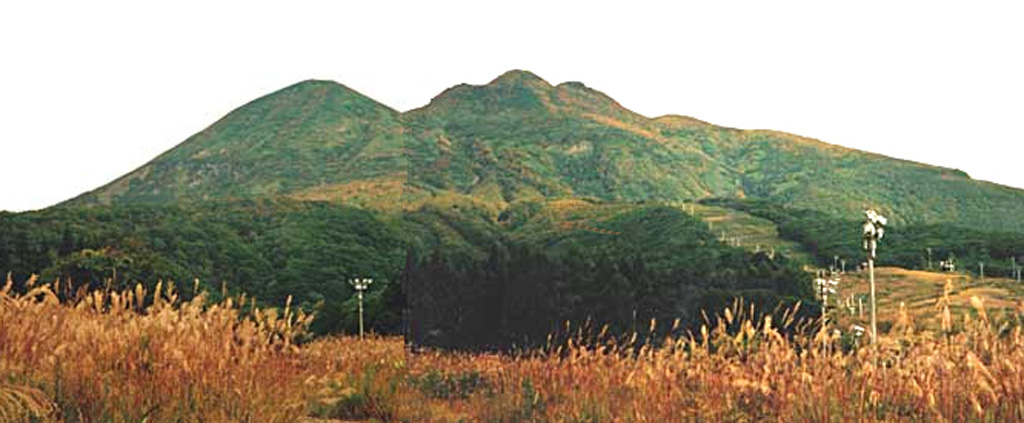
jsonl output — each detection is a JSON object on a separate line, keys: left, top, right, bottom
{"left": 2, "top": 274, "right": 1023, "bottom": 422}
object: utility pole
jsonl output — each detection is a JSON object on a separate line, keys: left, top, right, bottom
{"left": 869, "top": 257, "right": 878, "bottom": 343}
{"left": 349, "top": 278, "right": 373, "bottom": 340}
{"left": 979, "top": 262, "right": 985, "bottom": 282}
{"left": 863, "top": 209, "right": 887, "bottom": 344}
{"left": 1012, "top": 257, "right": 1016, "bottom": 279}
{"left": 926, "top": 247, "right": 933, "bottom": 271}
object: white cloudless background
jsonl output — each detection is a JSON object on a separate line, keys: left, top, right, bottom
{"left": 1, "top": 1, "right": 1022, "bottom": 211}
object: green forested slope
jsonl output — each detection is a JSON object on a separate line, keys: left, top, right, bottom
{"left": 0, "top": 201, "right": 407, "bottom": 334}
{"left": 407, "top": 70, "right": 1024, "bottom": 232}
{"left": 404, "top": 202, "right": 811, "bottom": 349}
{"left": 69, "top": 80, "right": 407, "bottom": 206}
{"left": 63, "top": 70, "right": 1024, "bottom": 233}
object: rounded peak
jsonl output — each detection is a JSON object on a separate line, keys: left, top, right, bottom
{"left": 268, "top": 79, "right": 395, "bottom": 112}
{"left": 413, "top": 71, "right": 555, "bottom": 115}
{"left": 295, "top": 78, "right": 341, "bottom": 86}
{"left": 286, "top": 78, "right": 356, "bottom": 93}
{"left": 489, "top": 70, "right": 549, "bottom": 86}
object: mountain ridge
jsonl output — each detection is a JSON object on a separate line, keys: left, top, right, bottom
{"left": 62, "top": 70, "right": 1024, "bottom": 233}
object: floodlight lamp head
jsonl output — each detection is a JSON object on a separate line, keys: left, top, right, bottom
{"left": 349, "top": 278, "right": 373, "bottom": 291}
{"left": 865, "top": 209, "right": 887, "bottom": 226}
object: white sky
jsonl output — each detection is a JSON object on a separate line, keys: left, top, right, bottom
{"left": 1, "top": 1, "right": 1022, "bottom": 212}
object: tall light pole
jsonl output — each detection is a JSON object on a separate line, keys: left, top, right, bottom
{"left": 863, "top": 209, "right": 887, "bottom": 345}
{"left": 349, "top": 278, "right": 373, "bottom": 339}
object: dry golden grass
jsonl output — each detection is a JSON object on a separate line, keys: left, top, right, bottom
{"left": 397, "top": 297, "right": 1024, "bottom": 423}
{"left": 3, "top": 273, "right": 1024, "bottom": 422}
{"left": 835, "top": 267, "right": 1024, "bottom": 334}
{"left": 0, "top": 382, "right": 54, "bottom": 423}
{"left": 0, "top": 274, "right": 322, "bottom": 422}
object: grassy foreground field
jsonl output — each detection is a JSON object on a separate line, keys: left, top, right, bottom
{"left": 2, "top": 274, "right": 1024, "bottom": 423}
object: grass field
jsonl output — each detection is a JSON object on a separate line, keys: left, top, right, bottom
{"left": 2, "top": 272, "right": 1024, "bottom": 423}
{"left": 831, "top": 267, "right": 1024, "bottom": 337}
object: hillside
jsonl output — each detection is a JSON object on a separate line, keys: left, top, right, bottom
{"left": 404, "top": 203, "right": 811, "bottom": 349}
{"left": 63, "top": 70, "right": 1024, "bottom": 233}
{"left": 0, "top": 197, "right": 812, "bottom": 348}
{"left": 0, "top": 201, "right": 409, "bottom": 334}
{"left": 699, "top": 197, "right": 1024, "bottom": 278}
{"left": 831, "top": 267, "right": 1024, "bottom": 335}
{"left": 679, "top": 201, "right": 812, "bottom": 263}
{"left": 69, "top": 80, "right": 408, "bottom": 206}
{"left": 402, "top": 71, "right": 735, "bottom": 204}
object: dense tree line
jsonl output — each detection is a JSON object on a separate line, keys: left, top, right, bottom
{"left": 0, "top": 200, "right": 407, "bottom": 335}
{"left": 1, "top": 200, "right": 814, "bottom": 348}
{"left": 405, "top": 206, "right": 813, "bottom": 350}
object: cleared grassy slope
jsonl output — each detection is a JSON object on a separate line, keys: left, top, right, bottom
{"left": 678, "top": 202, "right": 813, "bottom": 263}
{"left": 828, "top": 267, "right": 1024, "bottom": 335}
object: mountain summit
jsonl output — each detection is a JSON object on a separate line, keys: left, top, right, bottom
{"left": 71, "top": 80, "right": 406, "bottom": 205}
{"left": 490, "top": 69, "right": 547, "bottom": 85}
{"left": 66, "top": 71, "right": 1024, "bottom": 233}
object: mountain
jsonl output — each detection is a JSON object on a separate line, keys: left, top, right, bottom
{"left": 66, "top": 70, "right": 1024, "bottom": 233}
{"left": 404, "top": 70, "right": 1024, "bottom": 232}
{"left": 402, "top": 70, "right": 735, "bottom": 208}
{"left": 69, "top": 80, "right": 408, "bottom": 207}
{"left": 10, "top": 70, "right": 1024, "bottom": 345}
